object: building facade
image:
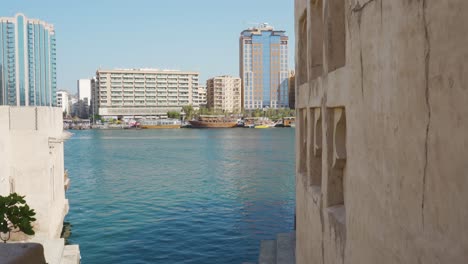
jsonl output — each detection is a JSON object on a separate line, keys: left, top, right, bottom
{"left": 206, "top": 76, "right": 241, "bottom": 113}
{"left": 288, "top": 71, "right": 295, "bottom": 109}
{"left": 77, "top": 79, "right": 91, "bottom": 102}
{"left": 0, "top": 13, "right": 56, "bottom": 107}
{"left": 240, "top": 23, "right": 289, "bottom": 110}
{"left": 197, "top": 85, "right": 207, "bottom": 108}
{"left": 56, "top": 90, "right": 69, "bottom": 114}
{"left": 94, "top": 69, "right": 199, "bottom": 118}
{"left": 0, "top": 106, "right": 80, "bottom": 262}
{"left": 76, "top": 79, "right": 91, "bottom": 118}
{"left": 294, "top": 1, "right": 468, "bottom": 264}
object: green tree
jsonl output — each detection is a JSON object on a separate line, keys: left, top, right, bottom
{"left": 167, "top": 111, "right": 181, "bottom": 119}
{"left": 198, "top": 107, "right": 212, "bottom": 115}
{"left": 253, "top": 109, "right": 263, "bottom": 117}
{"left": 182, "top": 105, "right": 195, "bottom": 120}
{"left": 0, "top": 193, "right": 36, "bottom": 243}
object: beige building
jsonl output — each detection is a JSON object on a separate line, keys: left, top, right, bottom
{"left": 93, "top": 69, "right": 199, "bottom": 118}
{"left": 0, "top": 106, "right": 80, "bottom": 263}
{"left": 206, "top": 76, "right": 241, "bottom": 113}
{"left": 197, "top": 85, "right": 207, "bottom": 108}
{"left": 294, "top": 1, "right": 468, "bottom": 264}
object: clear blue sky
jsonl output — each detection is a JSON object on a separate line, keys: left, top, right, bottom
{"left": 3, "top": 0, "right": 295, "bottom": 94}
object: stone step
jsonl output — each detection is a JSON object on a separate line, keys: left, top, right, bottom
{"left": 276, "top": 232, "right": 296, "bottom": 264}
{"left": 258, "top": 240, "right": 277, "bottom": 264}
{"left": 61, "top": 245, "right": 81, "bottom": 264}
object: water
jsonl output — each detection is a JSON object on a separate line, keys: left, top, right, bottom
{"left": 64, "top": 128, "right": 295, "bottom": 264}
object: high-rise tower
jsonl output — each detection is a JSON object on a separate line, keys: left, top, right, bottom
{"left": 240, "top": 23, "right": 289, "bottom": 110}
{"left": 0, "top": 13, "right": 57, "bottom": 106}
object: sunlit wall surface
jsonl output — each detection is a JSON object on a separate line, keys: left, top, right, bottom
{"left": 240, "top": 24, "right": 289, "bottom": 110}
{"left": 0, "top": 13, "right": 56, "bottom": 106}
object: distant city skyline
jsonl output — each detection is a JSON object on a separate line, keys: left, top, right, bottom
{"left": 2, "top": 0, "right": 294, "bottom": 94}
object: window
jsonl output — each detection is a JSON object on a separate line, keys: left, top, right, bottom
{"left": 327, "top": 0, "right": 346, "bottom": 72}
{"left": 326, "top": 107, "right": 346, "bottom": 227}
{"left": 308, "top": 0, "right": 324, "bottom": 80}
{"left": 297, "top": 11, "right": 308, "bottom": 86}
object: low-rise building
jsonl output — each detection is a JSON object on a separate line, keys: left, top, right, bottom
{"left": 206, "top": 76, "right": 241, "bottom": 113}
{"left": 93, "top": 69, "right": 199, "bottom": 118}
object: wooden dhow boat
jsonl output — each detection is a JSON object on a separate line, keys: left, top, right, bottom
{"left": 188, "top": 115, "right": 238, "bottom": 128}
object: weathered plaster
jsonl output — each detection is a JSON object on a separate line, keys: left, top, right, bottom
{"left": 295, "top": 0, "right": 468, "bottom": 263}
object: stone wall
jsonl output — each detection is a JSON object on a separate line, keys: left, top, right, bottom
{"left": 294, "top": 0, "right": 468, "bottom": 263}
{"left": 0, "top": 106, "right": 69, "bottom": 240}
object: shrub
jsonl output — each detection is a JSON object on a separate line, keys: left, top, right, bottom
{"left": 0, "top": 193, "right": 36, "bottom": 243}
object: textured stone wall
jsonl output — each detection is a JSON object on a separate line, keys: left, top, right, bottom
{"left": 0, "top": 106, "right": 69, "bottom": 240}
{"left": 294, "top": 0, "right": 468, "bottom": 263}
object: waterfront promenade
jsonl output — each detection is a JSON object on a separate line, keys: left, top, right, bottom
{"left": 64, "top": 128, "right": 295, "bottom": 263}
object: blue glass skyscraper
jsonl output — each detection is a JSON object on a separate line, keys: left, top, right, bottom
{"left": 0, "top": 13, "right": 56, "bottom": 106}
{"left": 240, "top": 23, "right": 289, "bottom": 110}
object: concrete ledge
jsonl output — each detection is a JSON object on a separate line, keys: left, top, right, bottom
{"left": 276, "top": 232, "right": 296, "bottom": 264}
{"left": 61, "top": 245, "right": 81, "bottom": 264}
{"left": 259, "top": 240, "right": 276, "bottom": 264}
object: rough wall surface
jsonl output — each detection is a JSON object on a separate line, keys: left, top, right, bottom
{"left": 294, "top": 0, "right": 468, "bottom": 263}
{"left": 0, "top": 106, "right": 68, "bottom": 240}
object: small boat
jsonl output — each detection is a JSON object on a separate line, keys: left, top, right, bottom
{"left": 140, "top": 119, "right": 181, "bottom": 129}
{"left": 189, "top": 115, "right": 238, "bottom": 128}
{"left": 283, "top": 117, "right": 296, "bottom": 127}
{"left": 254, "top": 124, "right": 270, "bottom": 129}
{"left": 274, "top": 119, "right": 286, "bottom": 127}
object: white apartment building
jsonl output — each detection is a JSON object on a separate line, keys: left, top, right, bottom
{"left": 77, "top": 79, "right": 91, "bottom": 102}
{"left": 206, "top": 76, "right": 241, "bottom": 113}
{"left": 197, "top": 86, "right": 207, "bottom": 107}
{"left": 94, "top": 69, "right": 199, "bottom": 118}
{"left": 56, "top": 90, "right": 70, "bottom": 114}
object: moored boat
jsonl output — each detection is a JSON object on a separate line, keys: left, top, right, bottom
{"left": 254, "top": 124, "right": 270, "bottom": 129}
{"left": 188, "top": 115, "right": 238, "bottom": 128}
{"left": 283, "top": 117, "right": 295, "bottom": 127}
{"left": 140, "top": 119, "right": 181, "bottom": 129}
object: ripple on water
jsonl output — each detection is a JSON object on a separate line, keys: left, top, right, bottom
{"left": 65, "top": 129, "right": 295, "bottom": 264}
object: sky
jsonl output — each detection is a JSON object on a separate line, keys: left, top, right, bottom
{"left": 2, "top": 0, "right": 295, "bottom": 94}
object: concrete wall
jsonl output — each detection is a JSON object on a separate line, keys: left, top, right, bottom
{"left": 294, "top": 0, "right": 468, "bottom": 263}
{"left": 0, "top": 106, "right": 69, "bottom": 240}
